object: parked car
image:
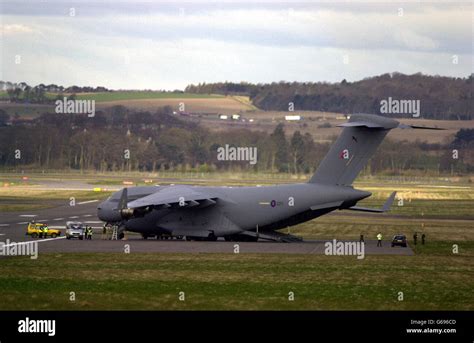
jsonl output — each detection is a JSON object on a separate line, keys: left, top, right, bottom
{"left": 66, "top": 221, "right": 85, "bottom": 240}
{"left": 26, "top": 222, "right": 60, "bottom": 238}
{"left": 391, "top": 234, "right": 407, "bottom": 247}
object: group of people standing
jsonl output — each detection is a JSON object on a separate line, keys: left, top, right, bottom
{"left": 358, "top": 232, "right": 426, "bottom": 247}
{"left": 412, "top": 232, "right": 426, "bottom": 245}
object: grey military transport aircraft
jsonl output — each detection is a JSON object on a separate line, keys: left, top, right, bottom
{"left": 97, "top": 114, "right": 442, "bottom": 242}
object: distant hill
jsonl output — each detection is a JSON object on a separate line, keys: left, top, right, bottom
{"left": 185, "top": 73, "right": 473, "bottom": 120}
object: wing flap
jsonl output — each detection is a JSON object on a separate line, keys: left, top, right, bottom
{"left": 310, "top": 201, "right": 343, "bottom": 211}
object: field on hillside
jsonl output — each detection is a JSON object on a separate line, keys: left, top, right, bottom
{"left": 1, "top": 91, "right": 473, "bottom": 144}
{"left": 0, "top": 92, "right": 255, "bottom": 117}
{"left": 0, "top": 91, "right": 221, "bottom": 102}
{"left": 95, "top": 96, "right": 253, "bottom": 114}
{"left": 76, "top": 91, "right": 222, "bottom": 102}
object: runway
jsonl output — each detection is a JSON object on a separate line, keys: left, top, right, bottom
{"left": 0, "top": 200, "right": 102, "bottom": 243}
{"left": 0, "top": 200, "right": 413, "bottom": 256}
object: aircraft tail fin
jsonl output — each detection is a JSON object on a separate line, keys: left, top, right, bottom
{"left": 309, "top": 114, "right": 445, "bottom": 186}
{"left": 309, "top": 114, "right": 398, "bottom": 186}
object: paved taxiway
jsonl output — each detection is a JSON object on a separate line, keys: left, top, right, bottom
{"left": 0, "top": 200, "right": 413, "bottom": 255}
{"left": 21, "top": 238, "right": 414, "bottom": 255}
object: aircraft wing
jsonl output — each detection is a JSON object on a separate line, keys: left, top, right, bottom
{"left": 127, "top": 185, "right": 217, "bottom": 209}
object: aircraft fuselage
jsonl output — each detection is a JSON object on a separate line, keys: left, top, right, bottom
{"left": 97, "top": 183, "right": 371, "bottom": 238}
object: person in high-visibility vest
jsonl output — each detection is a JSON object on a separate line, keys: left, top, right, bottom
{"left": 43, "top": 226, "right": 49, "bottom": 238}
{"left": 102, "top": 224, "right": 107, "bottom": 240}
{"left": 377, "top": 233, "right": 383, "bottom": 247}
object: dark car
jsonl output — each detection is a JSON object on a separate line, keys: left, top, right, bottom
{"left": 391, "top": 234, "right": 407, "bottom": 247}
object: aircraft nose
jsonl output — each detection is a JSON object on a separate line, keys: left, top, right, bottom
{"left": 97, "top": 203, "right": 105, "bottom": 221}
{"left": 97, "top": 201, "right": 120, "bottom": 222}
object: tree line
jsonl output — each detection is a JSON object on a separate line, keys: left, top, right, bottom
{"left": 185, "top": 73, "right": 473, "bottom": 120}
{"left": 0, "top": 81, "right": 110, "bottom": 105}
{"left": 0, "top": 106, "right": 472, "bottom": 175}
{"left": 0, "top": 81, "right": 185, "bottom": 105}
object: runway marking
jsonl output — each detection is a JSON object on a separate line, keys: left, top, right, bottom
{"left": 69, "top": 216, "right": 79, "bottom": 219}
{"left": 84, "top": 221, "right": 102, "bottom": 224}
{"left": 37, "top": 219, "right": 48, "bottom": 222}
{"left": 53, "top": 218, "right": 64, "bottom": 221}
{"left": 2, "top": 236, "right": 66, "bottom": 247}
{"left": 19, "top": 215, "right": 37, "bottom": 218}
{"left": 49, "top": 226, "right": 101, "bottom": 229}
{"left": 78, "top": 200, "right": 98, "bottom": 205}
{"left": 17, "top": 222, "right": 28, "bottom": 225}
{"left": 83, "top": 214, "right": 93, "bottom": 217}
{"left": 418, "top": 185, "right": 472, "bottom": 189}
{"left": 0, "top": 224, "right": 10, "bottom": 227}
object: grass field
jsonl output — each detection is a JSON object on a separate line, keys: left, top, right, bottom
{"left": 0, "top": 92, "right": 253, "bottom": 116}
{"left": 0, "top": 174, "right": 472, "bottom": 310}
{"left": 95, "top": 96, "right": 254, "bottom": 114}
{"left": 75, "top": 91, "right": 223, "bottom": 102}
{"left": 0, "top": 246, "right": 472, "bottom": 310}
{"left": 1, "top": 172, "right": 473, "bottom": 217}
{"left": 0, "top": 91, "right": 222, "bottom": 102}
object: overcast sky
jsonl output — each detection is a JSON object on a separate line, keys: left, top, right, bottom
{"left": 1, "top": 1, "right": 472, "bottom": 90}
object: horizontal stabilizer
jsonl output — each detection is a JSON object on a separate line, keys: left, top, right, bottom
{"left": 346, "top": 191, "right": 396, "bottom": 213}
{"left": 398, "top": 123, "right": 445, "bottom": 130}
{"left": 339, "top": 121, "right": 445, "bottom": 131}
{"left": 337, "top": 122, "right": 385, "bottom": 129}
